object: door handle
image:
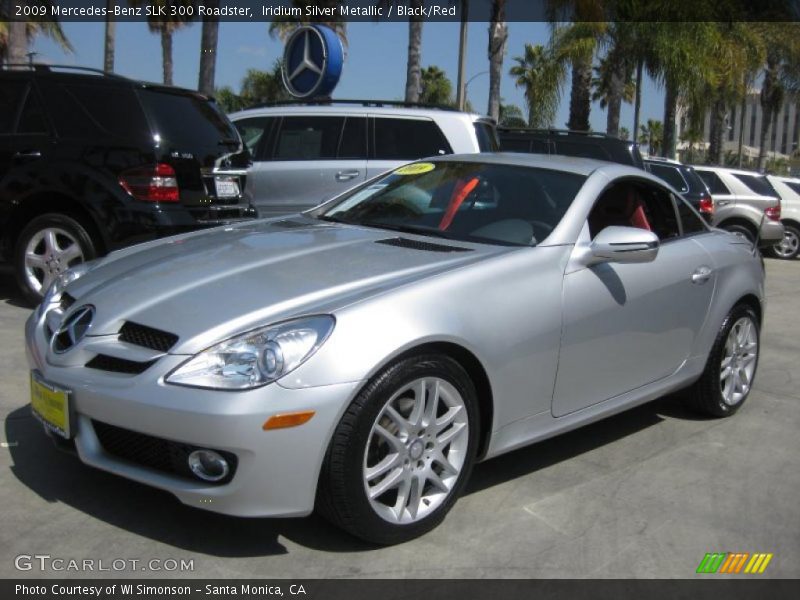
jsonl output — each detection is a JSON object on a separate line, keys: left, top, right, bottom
{"left": 691, "top": 265, "right": 713, "bottom": 284}
{"left": 335, "top": 170, "right": 360, "bottom": 181}
{"left": 14, "top": 150, "right": 42, "bottom": 160}
{"left": 716, "top": 199, "right": 732, "bottom": 206}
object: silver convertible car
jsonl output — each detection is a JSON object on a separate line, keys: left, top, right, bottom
{"left": 26, "top": 154, "right": 764, "bottom": 544}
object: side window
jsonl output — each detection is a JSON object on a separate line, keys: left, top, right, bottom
{"left": 337, "top": 117, "right": 367, "bottom": 159}
{"left": 648, "top": 164, "right": 689, "bottom": 193}
{"left": 234, "top": 117, "right": 274, "bottom": 159}
{"left": 473, "top": 122, "right": 499, "bottom": 152}
{"left": 0, "top": 81, "right": 27, "bottom": 134}
{"left": 696, "top": 170, "right": 730, "bottom": 195}
{"left": 588, "top": 181, "right": 680, "bottom": 241}
{"left": 554, "top": 140, "right": 609, "bottom": 161}
{"left": 373, "top": 118, "right": 451, "bottom": 160}
{"left": 273, "top": 116, "right": 344, "bottom": 160}
{"left": 17, "top": 89, "right": 48, "bottom": 134}
{"left": 732, "top": 173, "right": 779, "bottom": 198}
{"left": 674, "top": 195, "right": 708, "bottom": 235}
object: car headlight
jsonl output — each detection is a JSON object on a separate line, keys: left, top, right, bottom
{"left": 165, "top": 315, "right": 335, "bottom": 390}
{"left": 37, "top": 262, "right": 96, "bottom": 318}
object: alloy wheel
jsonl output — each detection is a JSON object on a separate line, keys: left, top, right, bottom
{"left": 23, "top": 227, "right": 85, "bottom": 295}
{"left": 773, "top": 228, "right": 799, "bottom": 259}
{"left": 720, "top": 316, "right": 758, "bottom": 406}
{"left": 363, "top": 376, "right": 469, "bottom": 524}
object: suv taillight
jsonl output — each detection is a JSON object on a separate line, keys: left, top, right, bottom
{"left": 699, "top": 195, "right": 714, "bottom": 215}
{"left": 765, "top": 205, "right": 781, "bottom": 221}
{"left": 119, "top": 163, "right": 179, "bottom": 202}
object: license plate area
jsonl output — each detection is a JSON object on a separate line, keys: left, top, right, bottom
{"left": 214, "top": 176, "right": 241, "bottom": 199}
{"left": 30, "top": 372, "right": 72, "bottom": 439}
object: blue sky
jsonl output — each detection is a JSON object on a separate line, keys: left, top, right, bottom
{"left": 32, "top": 20, "right": 664, "bottom": 134}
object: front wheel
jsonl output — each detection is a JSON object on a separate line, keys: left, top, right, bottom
{"left": 722, "top": 223, "right": 756, "bottom": 245}
{"left": 686, "top": 304, "right": 760, "bottom": 417}
{"left": 317, "top": 354, "right": 479, "bottom": 544}
{"left": 14, "top": 213, "right": 97, "bottom": 306}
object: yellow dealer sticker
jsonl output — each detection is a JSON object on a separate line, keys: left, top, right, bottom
{"left": 394, "top": 162, "right": 435, "bottom": 176}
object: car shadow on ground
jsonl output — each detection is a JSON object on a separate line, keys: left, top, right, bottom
{"left": 4, "top": 391, "right": 708, "bottom": 557}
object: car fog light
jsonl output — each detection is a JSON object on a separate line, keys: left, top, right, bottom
{"left": 188, "top": 449, "right": 230, "bottom": 482}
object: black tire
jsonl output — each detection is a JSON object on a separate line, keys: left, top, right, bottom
{"left": 14, "top": 213, "right": 97, "bottom": 306}
{"left": 722, "top": 223, "right": 756, "bottom": 244}
{"left": 317, "top": 354, "right": 479, "bottom": 545}
{"left": 770, "top": 223, "right": 800, "bottom": 260}
{"left": 685, "top": 304, "right": 760, "bottom": 418}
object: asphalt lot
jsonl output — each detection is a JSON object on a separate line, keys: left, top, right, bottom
{"left": 0, "top": 259, "right": 798, "bottom": 579}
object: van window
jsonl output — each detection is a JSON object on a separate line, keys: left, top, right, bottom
{"left": 338, "top": 117, "right": 368, "bottom": 159}
{"left": 696, "top": 170, "right": 731, "bottom": 195}
{"left": 648, "top": 163, "right": 689, "bottom": 192}
{"left": 474, "top": 122, "right": 499, "bottom": 152}
{"left": 373, "top": 118, "right": 452, "bottom": 160}
{"left": 234, "top": 117, "right": 275, "bottom": 159}
{"left": 274, "top": 116, "right": 344, "bottom": 160}
{"left": 732, "top": 173, "right": 779, "bottom": 198}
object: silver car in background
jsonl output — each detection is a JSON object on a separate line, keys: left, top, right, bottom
{"left": 766, "top": 174, "right": 800, "bottom": 259}
{"left": 26, "top": 154, "right": 765, "bottom": 544}
{"left": 229, "top": 103, "right": 497, "bottom": 217}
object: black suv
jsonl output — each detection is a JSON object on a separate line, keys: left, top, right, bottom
{"left": 643, "top": 157, "right": 714, "bottom": 222}
{"left": 0, "top": 65, "right": 256, "bottom": 303}
{"left": 497, "top": 128, "right": 645, "bottom": 169}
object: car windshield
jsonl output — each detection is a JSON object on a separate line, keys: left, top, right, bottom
{"left": 317, "top": 161, "right": 586, "bottom": 246}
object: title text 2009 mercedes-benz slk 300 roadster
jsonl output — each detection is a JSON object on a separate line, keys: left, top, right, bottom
{"left": 26, "top": 154, "right": 764, "bottom": 544}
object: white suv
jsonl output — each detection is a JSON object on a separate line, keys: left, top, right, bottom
{"left": 766, "top": 175, "right": 800, "bottom": 259}
{"left": 692, "top": 165, "right": 784, "bottom": 245}
{"left": 229, "top": 101, "right": 498, "bottom": 217}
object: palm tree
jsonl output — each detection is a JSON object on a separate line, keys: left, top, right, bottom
{"left": 486, "top": 0, "right": 507, "bottom": 121}
{"left": 2, "top": 1, "right": 72, "bottom": 65}
{"left": 499, "top": 103, "right": 526, "bottom": 128}
{"left": 510, "top": 43, "right": 565, "bottom": 129}
{"left": 128, "top": 1, "right": 193, "bottom": 85}
{"left": 104, "top": 0, "right": 116, "bottom": 72}
{"left": 268, "top": 0, "right": 347, "bottom": 46}
{"left": 240, "top": 61, "right": 289, "bottom": 104}
{"left": 591, "top": 54, "right": 635, "bottom": 137}
{"left": 638, "top": 119, "right": 663, "bottom": 156}
{"left": 198, "top": 0, "right": 220, "bottom": 95}
{"left": 419, "top": 65, "right": 453, "bottom": 106}
{"left": 618, "top": 126, "right": 630, "bottom": 141}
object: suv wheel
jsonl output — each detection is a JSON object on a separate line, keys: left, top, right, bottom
{"left": 771, "top": 223, "right": 799, "bottom": 260}
{"left": 317, "top": 354, "right": 478, "bottom": 544}
{"left": 722, "top": 223, "right": 756, "bottom": 244}
{"left": 14, "top": 214, "right": 96, "bottom": 306}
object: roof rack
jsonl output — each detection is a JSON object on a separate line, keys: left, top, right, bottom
{"left": 1, "top": 63, "right": 130, "bottom": 80}
{"left": 497, "top": 127, "right": 626, "bottom": 139}
{"left": 247, "top": 98, "right": 460, "bottom": 112}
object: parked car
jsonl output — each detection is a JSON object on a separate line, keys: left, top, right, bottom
{"left": 692, "top": 165, "right": 784, "bottom": 245}
{"left": 497, "top": 128, "right": 645, "bottom": 169}
{"left": 644, "top": 157, "right": 714, "bottom": 221}
{"left": 229, "top": 100, "right": 498, "bottom": 217}
{"left": 0, "top": 64, "right": 256, "bottom": 304}
{"left": 766, "top": 174, "right": 800, "bottom": 259}
{"left": 28, "top": 153, "right": 764, "bottom": 544}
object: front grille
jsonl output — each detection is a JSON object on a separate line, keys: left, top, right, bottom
{"left": 119, "top": 322, "right": 178, "bottom": 352}
{"left": 92, "top": 420, "right": 237, "bottom": 485}
{"left": 86, "top": 354, "right": 154, "bottom": 374}
{"left": 375, "top": 237, "right": 472, "bottom": 253}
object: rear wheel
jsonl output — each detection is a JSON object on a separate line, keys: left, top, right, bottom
{"left": 771, "top": 223, "right": 800, "bottom": 259}
{"left": 317, "top": 354, "right": 479, "bottom": 545}
{"left": 686, "top": 304, "right": 759, "bottom": 417}
{"left": 722, "top": 222, "right": 756, "bottom": 244}
{"left": 14, "top": 213, "right": 96, "bottom": 306}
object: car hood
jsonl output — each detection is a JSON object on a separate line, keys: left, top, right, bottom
{"left": 67, "top": 217, "right": 507, "bottom": 353}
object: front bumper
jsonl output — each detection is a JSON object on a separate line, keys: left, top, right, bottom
{"left": 25, "top": 312, "right": 360, "bottom": 518}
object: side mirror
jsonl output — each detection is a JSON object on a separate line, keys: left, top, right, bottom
{"left": 590, "top": 226, "right": 659, "bottom": 264}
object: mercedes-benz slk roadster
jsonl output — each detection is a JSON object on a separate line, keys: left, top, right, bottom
{"left": 26, "top": 154, "right": 765, "bottom": 544}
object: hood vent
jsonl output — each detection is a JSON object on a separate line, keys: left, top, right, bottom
{"left": 119, "top": 322, "right": 178, "bottom": 352}
{"left": 272, "top": 219, "right": 312, "bottom": 229}
{"left": 375, "top": 237, "right": 472, "bottom": 253}
{"left": 86, "top": 354, "right": 154, "bottom": 374}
